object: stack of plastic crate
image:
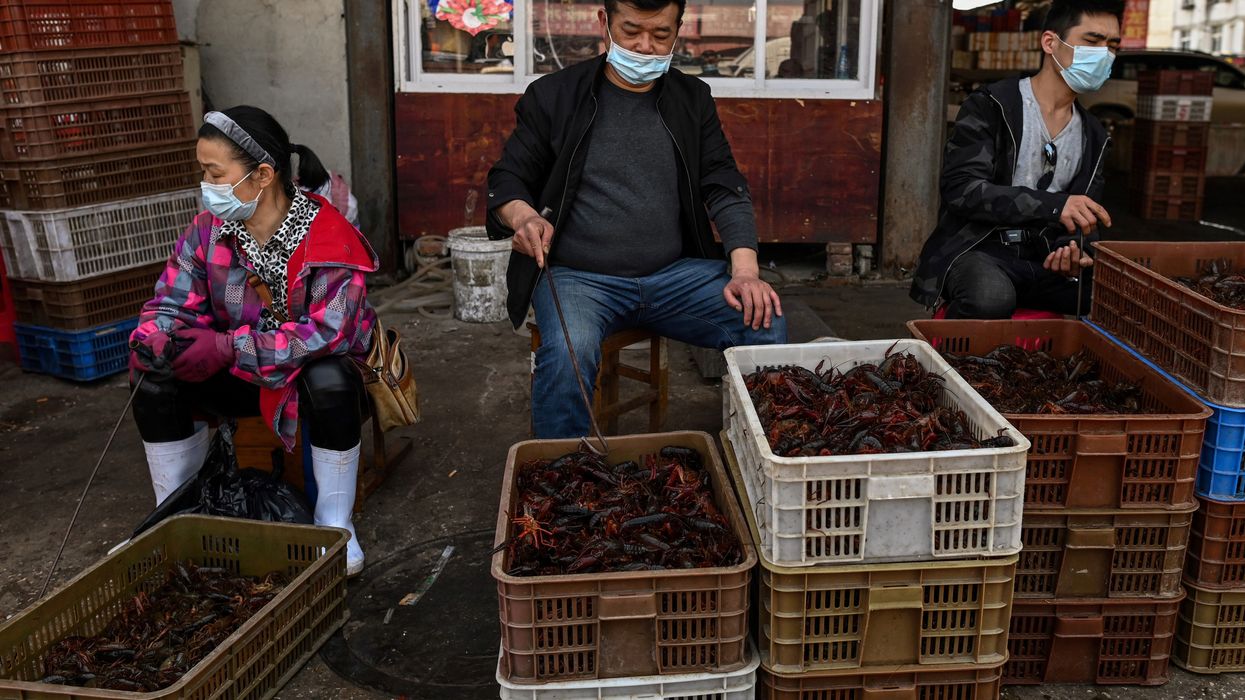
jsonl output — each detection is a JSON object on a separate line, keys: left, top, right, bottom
{"left": 721, "top": 340, "right": 1028, "bottom": 700}
{"left": 908, "top": 319, "right": 1210, "bottom": 689}
{"left": 1130, "top": 69, "right": 1213, "bottom": 221}
{"left": 1087, "top": 240, "right": 1245, "bottom": 675}
{"left": 0, "top": 0, "right": 199, "bottom": 380}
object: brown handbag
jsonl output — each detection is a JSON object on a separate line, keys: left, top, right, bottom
{"left": 246, "top": 272, "right": 420, "bottom": 432}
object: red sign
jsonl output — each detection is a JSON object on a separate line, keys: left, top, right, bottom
{"left": 1122, "top": 0, "right": 1149, "bottom": 49}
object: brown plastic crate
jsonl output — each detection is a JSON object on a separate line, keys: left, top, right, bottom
{"left": 0, "top": 45, "right": 182, "bottom": 106}
{"left": 0, "top": 514, "right": 348, "bottom": 699}
{"left": 907, "top": 320, "right": 1209, "bottom": 510}
{"left": 1174, "top": 581, "right": 1245, "bottom": 673}
{"left": 1134, "top": 119, "right": 1212, "bottom": 149}
{"left": 0, "top": 0, "right": 177, "bottom": 54}
{"left": 1091, "top": 241, "right": 1245, "bottom": 406}
{"left": 1015, "top": 508, "right": 1194, "bottom": 599}
{"left": 1132, "top": 171, "right": 1205, "bottom": 199}
{"left": 759, "top": 661, "right": 1005, "bottom": 700}
{"left": 8, "top": 261, "right": 158, "bottom": 328}
{"left": 1130, "top": 190, "right": 1204, "bottom": 221}
{"left": 0, "top": 90, "right": 192, "bottom": 161}
{"left": 1185, "top": 496, "right": 1245, "bottom": 589}
{"left": 494, "top": 432, "right": 756, "bottom": 683}
{"left": 720, "top": 436, "right": 1016, "bottom": 676}
{"left": 0, "top": 138, "right": 197, "bottom": 209}
{"left": 1139, "top": 69, "right": 1215, "bottom": 96}
{"left": 1006, "top": 596, "right": 1183, "bottom": 686}
{"left": 1132, "top": 142, "right": 1208, "bottom": 175}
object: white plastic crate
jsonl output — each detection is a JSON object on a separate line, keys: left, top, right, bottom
{"left": 1138, "top": 95, "right": 1213, "bottom": 122}
{"left": 0, "top": 188, "right": 198, "bottom": 282}
{"left": 723, "top": 340, "right": 1029, "bottom": 567}
{"left": 496, "top": 646, "right": 759, "bottom": 700}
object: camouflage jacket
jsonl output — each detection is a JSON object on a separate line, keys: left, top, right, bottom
{"left": 909, "top": 77, "right": 1111, "bottom": 308}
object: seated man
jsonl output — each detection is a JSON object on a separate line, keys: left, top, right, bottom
{"left": 910, "top": 0, "right": 1121, "bottom": 319}
{"left": 486, "top": 0, "right": 787, "bottom": 439}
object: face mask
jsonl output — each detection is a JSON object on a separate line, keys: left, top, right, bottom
{"left": 200, "top": 170, "right": 261, "bottom": 221}
{"left": 606, "top": 27, "right": 674, "bottom": 85}
{"left": 1052, "top": 37, "right": 1115, "bottom": 94}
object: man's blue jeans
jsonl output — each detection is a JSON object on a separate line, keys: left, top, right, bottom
{"left": 531, "top": 258, "right": 787, "bottom": 438}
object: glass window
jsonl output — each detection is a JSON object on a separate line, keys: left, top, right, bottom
{"left": 420, "top": 0, "right": 515, "bottom": 74}
{"left": 768, "top": 0, "right": 861, "bottom": 80}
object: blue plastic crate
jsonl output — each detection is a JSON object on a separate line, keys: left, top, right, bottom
{"left": 14, "top": 317, "right": 138, "bottom": 381}
{"left": 1088, "top": 320, "right": 1245, "bottom": 501}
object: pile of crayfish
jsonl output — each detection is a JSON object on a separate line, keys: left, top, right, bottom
{"left": 37, "top": 562, "right": 287, "bottom": 691}
{"left": 1175, "top": 260, "right": 1245, "bottom": 309}
{"left": 744, "top": 349, "right": 1015, "bottom": 456}
{"left": 500, "top": 446, "right": 743, "bottom": 576}
{"left": 944, "top": 344, "right": 1147, "bottom": 414}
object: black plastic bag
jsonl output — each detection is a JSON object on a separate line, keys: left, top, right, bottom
{"left": 132, "top": 422, "right": 313, "bottom": 538}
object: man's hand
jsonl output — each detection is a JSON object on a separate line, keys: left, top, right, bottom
{"left": 1044, "top": 240, "right": 1094, "bottom": 277}
{"left": 1059, "top": 195, "right": 1112, "bottom": 235}
{"left": 500, "top": 200, "right": 554, "bottom": 268}
{"left": 723, "top": 270, "right": 783, "bottom": 331}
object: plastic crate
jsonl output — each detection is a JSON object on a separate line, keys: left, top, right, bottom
{"left": 0, "top": 187, "right": 196, "bottom": 282}
{"left": 1131, "top": 190, "right": 1205, "bottom": 221}
{"left": 14, "top": 316, "right": 135, "bottom": 380}
{"left": 1139, "top": 70, "right": 1215, "bottom": 96}
{"left": 0, "top": 90, "right": 192, "bottom": 161}
{"left": 0, "top": 249, "right": 15, "bottom": 361}
{"left": 1006, "top": 596, "right": 1183, "bottom": 686}
{"left": 1137, "top": 95, "right": 1213, "bottom": 122}
{"left": 1186, "top": 496, "right": 1245, "bottom": 589}
{"left": 907, "top": 319, "right": 1209, "bottom": 510}
{"left": 1015, "top": 508, "right": 1194, "bottom": 599}
{"left": 1132, "top": 143, "right": 1208, "bottom": 175}
{"left": 0, "top": 0, "right": 177, "bottom": 54}
{"left": 8, "top": 261, "right": 158, "bottom": 328}
{"left": 722, "top": 339, "right": 1028, "bottom": 567}
{"left": 721, "top": 435, "right": 1016, "bottom": 676}
{"left": 496, "top": 645, "right": 760, "bottom": 700}
{"left": 1174, "top": 582, "right": 1245, "bottom": 674}
{"left": 758, "top": 661, "right": 1005, "bottom": 700}
{"left": 1131, "top": 171, "right": 1205, "bottom": 199}
{"left": 0, "top": 139, "right": 197, "bottom": 210}
{"left": 493, "top": 432, "right": 756, "bottom": 684}
{"left": 0, "top": 514, "right": 348, "bottom": 699}
{"left": 0, "top": 45, "right": 182, "bottom": 106}
{"left": 1090, "top": 241, "right": 1245, "bottom": 407}
{"left": 1133, "top": 119, "right": 1211, "bottom": 148}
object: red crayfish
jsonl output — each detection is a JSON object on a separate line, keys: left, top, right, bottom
{"left": 1176, "top": 259, "right": 1245, "bottom": 310}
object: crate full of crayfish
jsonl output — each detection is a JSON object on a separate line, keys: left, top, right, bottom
{"left": 722, "top": 434, "right": 1017, "bottom": 677}
{"left": 723, "top": 339, "right": 1029, "bottom": 567}
{"left": 1090, "top": 240, "right": 1245, "bottom": 407}
{"left": 908, "top": 319, "right": 1210, "bottom": 511}
{"left": 0, "top": 515, "right": 348, "bottom": 699}
{"left": 493, "top": 431, "right": 756, "bottom": 684}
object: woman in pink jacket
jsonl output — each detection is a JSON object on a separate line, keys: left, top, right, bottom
{"left": 129, "top": 106, "right": 377, "bottom": 576}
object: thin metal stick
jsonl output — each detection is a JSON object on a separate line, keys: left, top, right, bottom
{"left": 38, "top": 375, "right": 145, "bottom": 600}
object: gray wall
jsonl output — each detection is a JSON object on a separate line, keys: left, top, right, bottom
{"left": 172, "top": 0, "right": 353, "bottom": 182}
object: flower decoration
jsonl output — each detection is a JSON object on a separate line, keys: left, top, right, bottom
{"left": 435, "top": 0, "right": 513, "bottom": 36}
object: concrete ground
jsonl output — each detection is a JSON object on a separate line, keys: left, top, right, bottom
{"left": 3, "top": 175, "right": 1245, "bottom": 699}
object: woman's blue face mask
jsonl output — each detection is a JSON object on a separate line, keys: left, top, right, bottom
{"left": 201, "top": 170, "right": 262, "bottom": 221}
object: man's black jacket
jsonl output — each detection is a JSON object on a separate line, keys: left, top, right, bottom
{"left": 486, "top": 55, "right": 750, "bottom": 329}
{"left": 909, "top": 77, "right": 1111, "bottom": 308}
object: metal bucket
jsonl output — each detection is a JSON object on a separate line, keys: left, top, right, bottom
{"left": 447, "top": 226, "right": 510, "bottom": 323}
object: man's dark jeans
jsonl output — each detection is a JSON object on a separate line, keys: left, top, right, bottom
{"left": 943, "top": 239, "right": 1092, "bottom": 319}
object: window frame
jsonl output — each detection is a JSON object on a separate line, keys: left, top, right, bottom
{"left": 394, "top": 0, "right": 883, "bottom": 100}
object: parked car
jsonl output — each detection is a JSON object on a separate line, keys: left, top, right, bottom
{"left": 1081, "top": 48, "right": 1245, "bottom": 127}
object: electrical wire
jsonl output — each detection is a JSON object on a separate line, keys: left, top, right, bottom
{"left": 371, "top": 236, "right": 454, "bottom": 319}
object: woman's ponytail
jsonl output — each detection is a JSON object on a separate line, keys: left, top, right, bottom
{"left": 292, "top": 143, "right": 330, "bottom": 193}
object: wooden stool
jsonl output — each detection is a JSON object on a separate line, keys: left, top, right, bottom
{"left": 232, "top": 411, "right": 411, "bottom": 513}
{"left": 528, "top": 323, "right": 669, "bottom": 434}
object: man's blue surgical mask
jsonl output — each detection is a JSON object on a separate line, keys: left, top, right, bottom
{"left": 1052, "top": 37, "right": 1115, "bottom": 94}
{"left": 606, "top": 28, "right": 674, "bottom": 85}
{"left": 201, "top": 170, "right": 262, "bottom": 221}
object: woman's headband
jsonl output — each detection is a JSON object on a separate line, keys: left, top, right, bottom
{"left": 204, "top": 111, "right": 277, "bottom": 168}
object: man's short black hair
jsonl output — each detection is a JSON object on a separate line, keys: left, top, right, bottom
{"left": 1042, "top": 0, "right": 1126, "bottom": 39}
{"left": 604, "top": 0, "right": 686, "bottom": 24}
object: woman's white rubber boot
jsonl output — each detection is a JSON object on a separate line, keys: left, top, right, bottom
{"left": 311, "top": 442, "right": 365, "bottom": 576}
{"left": 143, "top": 423, "right": 210, "bottom": 505}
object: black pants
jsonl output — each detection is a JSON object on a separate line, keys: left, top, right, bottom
{"left": 942, "top": 239, "right": 1093, "bottom": 319}
{"left": 132, "top": 356, "right": 364, "bottom": 450}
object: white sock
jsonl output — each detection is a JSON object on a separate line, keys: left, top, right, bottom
{"left": 311, "top": 442, "right": 364, "bottom": 566}
{"left": 143, "top": 424, "right": 210, "bottom": 505}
